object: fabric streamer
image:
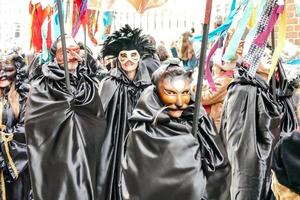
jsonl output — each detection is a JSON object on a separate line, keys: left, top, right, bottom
{"left": 29, "top": 1, "right": 53, "bottom": 53}
{"left": 102, "top": 11, "right": 113, "bottom": 41}
{"left": 243, "top": 0, "right": 267, "bottom": 56}
{"left": 41, "top": 17, "right": 50, "bottom": 62}
{"left": 243, "top": 0, "right": 277, "bottom": 76}
{"left": 127, "top": 0, "right": 168, "bottom": 14}
{"left": 72, "top": 0, "right": 88, "bottom": 37}
{"left": 205, "top": 40, "right": 219, "bottom": 92}
{"left": 193, "top": 0, "right": 249, "bottom": 42}
{"left": 222, "top": 0, "right": 253, "bottom": 62}
{"left": 268, "top": 2, "right": 286, "bottom": 81}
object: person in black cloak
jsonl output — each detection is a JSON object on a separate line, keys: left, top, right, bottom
{"left": 141, "top": 34, "right": 160, "bottom": 76}
{"left": 271, "top": 128, "right": 300, "bottom": 199}
{"left": 97, "top": 24, "right": 155, "bottom": 200}
{"left": 0, "top": 51, "right": 31, "bottom": 200}
{"left": 219, "top": 47, "right": 283, "bottom": 199}
{"left": 122, "top": 62, "right": 223, "bottom": 200}
{"left": 25, "top": 35, "right": 106, "bottom": 200}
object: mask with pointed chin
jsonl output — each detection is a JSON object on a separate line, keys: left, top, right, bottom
{"left": 55, "top": 37, "right": 81, "bottom": 72}
{"left": 118, "top": 50, "right": 140, "bottom": 73}
{"left": 158, "top": 71, "right": 192, "bottom": 118}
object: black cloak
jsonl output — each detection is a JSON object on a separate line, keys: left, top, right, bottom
{"left": 97, "top": 61, "right": 152, "bottom": 200}
{"left": 272, "top": 129, "right": 300, "bottom": 195}
{"left": 122, "top": 86, "right": 223, "bottom": 200}
{"left": 0, "top": 55, "right": 32, "bottom": 200}
{"left": 25, "top": 61, "right": 106, "bottom": 200}
{"left": 220, "top": 68, "right": 282, "bottom": 200}
{"left": 276, "top": 62, "right": 299, "bottom": 137}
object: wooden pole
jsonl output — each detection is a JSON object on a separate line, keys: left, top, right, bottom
{"left": 271, "top": 29, "right": 277, "bottom": 101}
{"left": 57, "top": 0, "right": 71, "bottom": 91}
{"left": 192, "top": 0, "right": 213, "bottom": 136}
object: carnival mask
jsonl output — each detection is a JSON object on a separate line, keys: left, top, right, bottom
{"left": 118, "top": 50, "right": 140, "bottom": 74}
{"left": 158, "top": 72, "right": 192, "bottom": 118}
{"left": 55, "top": 37, "right": 81, "bottom": 73}
{"left": 0, "top": 56, "right": 16, "bottom": 88}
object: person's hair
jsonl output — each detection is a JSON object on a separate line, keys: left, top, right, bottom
{"left": 180, "top": 32, "right": 193, "bottom": 60}
{"left": 156, "top": 45, "right": 169, "bottom": 62}
{"left": 1, "top": 82, "right": 20, "bottom": 120}
{"left": 154, "top": 65, "right": 192, "bottom": 88}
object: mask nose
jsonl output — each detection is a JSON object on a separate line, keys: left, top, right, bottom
{"left": 176, "top": 94, "right": 183, "bottom": 108}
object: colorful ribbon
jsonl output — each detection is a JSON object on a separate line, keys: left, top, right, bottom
{"left": 193, "top": 0, "right": 251, "bottom": 42}
{"left": 205, "top": 40, "right": 219, "bottom": 92}
{"left": 222, "top": 0, "right": 253, "bottom": 62}
{"left": 268, "top": 3, "right": 286, "bottom": 80}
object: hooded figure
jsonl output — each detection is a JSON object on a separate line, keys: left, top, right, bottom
{"left": 25, "top": 35, "right": 106, "bottom": 200}
{"left": 97, "top": 25, "right": 156, "bottom": 200}
{"left": 122, "top": 64, "right": 223, "bottom": 200}
{"left": 219, "top": 60, "right": 283, "bottom": 199}
{"left": 0, "top": 51, "right": 31, "bottom": 200}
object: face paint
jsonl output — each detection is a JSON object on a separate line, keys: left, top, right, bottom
{"left": 55, "top": 37, "right": 81, "bottom": 73}
{"left": 0, "top": 57, "right": 16, "bottom": 88}
{"left": 158, "top": 75, "right": 191, "bottom": 118}
{"left": 118, "top": 50, "right": 140, "bottom": 74}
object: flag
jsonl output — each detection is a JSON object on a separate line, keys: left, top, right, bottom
{"left": 29, "top": 0, "right": 53, "bottom": 53}
{"left": 127, "top": 0, "right": 168, "bottom": 14}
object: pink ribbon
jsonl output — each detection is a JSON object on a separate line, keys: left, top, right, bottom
{"left": 205, "top": 41, "right": 219, "bottom": 92}
{"left": 253, "top": 4, "right": 284, "bottom": 47}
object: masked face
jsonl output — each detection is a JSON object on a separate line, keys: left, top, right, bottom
{"left": 260, "top": 48, "right": 272, "bottom": 70}
{"left": 0, "top": 57, "right": 16, "bottom": 88}
{"left": 55, "top": 37, "right": 81, "bottom": 73}
{"left": 158, "top": 75, "right": 191, "bottom": 118}
{"left": 118, "top": 50, "right": 140, "bottom": 74}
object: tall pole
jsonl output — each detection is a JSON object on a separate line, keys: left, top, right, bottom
{"left": 83, "top": 25, "right": 88, "bottom": 68}
{"left": 192, "top": 0, "right": 213, "bottom": 137}
{"left": 57, "top": 0, "right": 71, "bottom": 91}
{"left": 271, "top": 29, "right": 277, "bottom": 101}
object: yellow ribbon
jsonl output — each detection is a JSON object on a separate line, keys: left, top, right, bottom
{"left": 1, "top": 132, "right": 19, "bottom": 179}
{"left": 268, "top": 3, "right": 287, "bottom": 81}
{"left": 1, "top": 170, "right": 6, "bottom": 200}
{"left": 0, "top": 97, "right": 18, "bottom": 200}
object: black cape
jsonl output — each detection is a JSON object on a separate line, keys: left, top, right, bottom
{"left": 122, "top": 86, "right": 223, "bottom": 200}
{"left": 25, "top": 62, "right": 106, "bottom": 200}
{"left": 220, "top": 68, "right": 282, "bottom": 200}
{"left": 276, "top": 62, "right": 298, "bottom": 137}
{"left": 272, "top": 129, "right": 300, "bottom": 195}
{"left": 97, "top": 61, "right": 152, "bottom": 200}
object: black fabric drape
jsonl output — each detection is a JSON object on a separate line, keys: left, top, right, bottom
{"left": 25, "top": 62, "right": 106, "bottom": 200}
{"left": 220, "top": 68, "right": 282, "bottom": 200}
{"left": 97, "top": 61, "right": 152, "bottom": 200}
{"left": 276, "top": 62, "right": 298, "bottom": 137}
{"left": 122, "top": 86, "right": 223, "bottom": 200}
{"left": 272, "top": 130, "right": 300, "bottom": 195}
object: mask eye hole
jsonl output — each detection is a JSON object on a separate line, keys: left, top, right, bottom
{"left": 182, "top": 90, "right": 190, "bottom": 95}
{"left": 164, "top": 89, "right": 176, "bottom": 96}
{"left": 120, "top": 53, "right": 127, "bottom": 59}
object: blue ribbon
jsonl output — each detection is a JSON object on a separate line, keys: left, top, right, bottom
{"left": 193, "top": 0, "right": 250, "bottom": 42}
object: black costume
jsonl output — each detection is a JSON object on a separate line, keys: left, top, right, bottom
{"left": 25, "top": 38, "right": 106, "bottom": 200}
{"left": 97, "top": 25, "right": 155, "bottom": 200}
{"left": 0, "top": 53, "right": 31, "bottom": 200}
{"left": 122, "top": 84, "right": 223, "bottom": 200}
{"left": 220, "top": 68, "right": 282, "bottom": 199}
{"left": 272, "top": 129, "right": 300, "bottom": 195}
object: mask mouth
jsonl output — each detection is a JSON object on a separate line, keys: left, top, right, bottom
{"left": 166, "top": 104, "right": 189, "bottom": 111}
